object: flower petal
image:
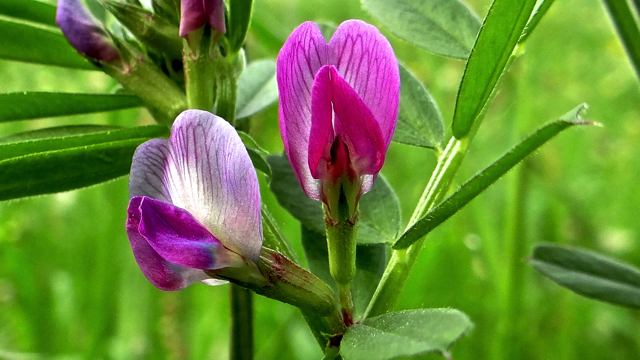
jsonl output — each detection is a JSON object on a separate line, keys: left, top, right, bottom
{"left": 179, "top": 0, "right": 207, "bottom": 36}
{"left": 126, "top": 196, "right": 209, "bottom": 291}
{"left": 329, "top": 20, "right": 400, "bottom": 149}
{"left": 129, "top": 138, "right": 173, "bottom": 202}
{"left": 204, "top": 0, "right": 226, "bottom": 34}
{"left": 56, "top": 0, "right": 119, "bottom": 62}
{"left": 163, "top": 110, "right": 262, "bottom": 262}
{"left": 277, "top": 22, "right": 331, "bottom": 200}
{"left": 308, "top": 65, "right": 335, "bottom": 179}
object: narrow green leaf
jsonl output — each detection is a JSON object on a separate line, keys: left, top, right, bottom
{"left": 0, "top": 18, "right": 94, "bottom": 70}
{"left": 0, "top": 138, "right": 149, "bottom": 201}
{"left": 261, "top": 205, "right": 297, "bottom": 261}
{"left": 0, "top": 0, "right": 57, "bottom": 27}
{"left": 518, "top": 0, "right": 555, "bottom": 45}
{"left": 358, "top": 174, "right": 402, "bottom": 244}
{"left": 361, "top": 0, "right": 481, "bottom": 59}
{"left": 0, "top": 125, "right": 168, "bottom": 162}
{"left": 341, "top": 309, "right": 473, "bottom": 360}
{"left": 529, "top": 244, "right": 640, "bottom": 309}
{"left": 395, "top": 105, "right": 593, "bottom": 249}
{"left": 267, "top": 153, "right": 402, "bottom": 244}
{"left": 393, "top": 64, "right": 445, "bottom": 149}
{"left": 602, "top": 0, "right": 640, "bottom": 80}
{"left": 238, "top": 131, "right": 272, "bottom": 179}
{"left": 0, "top": 125, "right": 121, "bottom": 144}
{"left": 227, "top": 0, "right": 254, "bottom": 54}
{"left": 236, "top": 60, "right": 278, "bottom": 120}
{"left": 301, "top": 226, "right": 387, "bottom": 317}
{"left": 0, "top": 92, "right": 143, "bottom": 123}
{"left": 452, "top": 0, "right": 537, "bottom": 139}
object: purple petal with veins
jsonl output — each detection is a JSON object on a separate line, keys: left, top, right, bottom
{"left": 180, "top": 0, "right": 226, "bottom": 37}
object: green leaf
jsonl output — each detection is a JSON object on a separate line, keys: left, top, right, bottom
{"left": 0, "top": 139, "right": 147, "bottom": 201}
{"left": 267, "top": 153, "right": 402, "bottom": 244}
{"left": 0, "top": 125, "right": 167, "bottom": 200}
{"left": 528, "top": 244, "right": 640, "bottom": 309}
{"left": 236, "top": 60, "right": 278, "bottom": 120}
{"left": 301, "top": 226, "right": 387, "bottom": 318}
{"left": 358, "top": 174, "right": 402, "bottom": 244}
{"left": 394, "top": 105, "right": 594, "bottom": 249}
{"left": 452, "top": 0, "right": 537, "bottom": 139}
{"left": 361, "top": 0, "right": 481, "bottom": 59}
{"left": 0, "top": 92, "right": 143, "bottom": 123}
{"left": 341, "top": 309, "right": 473, "bottom": 360}
{"left": 262, "top": 205, "right": 297, "bottom": 261}
{"left": 518, "top": 0, "right": 555, "bottom": 45}
{"left": 227, "top": 0, "right": 254, "bottom": 54}
{"left": 0, "top": 125, "right": 168, "bottom": 162}
{"left": 0, "top": 17, "right": 94, "bottom": 70}
{"left": 393, "top": 64, "right": 445, "bottom": 149}
{"left": 602, "top": 0, "right": 640, "bottom": 80}
{"left": 238, "top": 131, "right": 272, "bottom": 179}
{"left": 0, "top": 0, "right": 57, "bottom": 27}
{"left": 0, "top": 125, "right": 121, "bottom": 144}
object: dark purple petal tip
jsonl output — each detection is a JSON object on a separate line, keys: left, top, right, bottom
{"left": 56, "top": 0, "right": 120, "bottom": 62}
{"left": 180, "top": 0, "right": 226, "bottom": 37}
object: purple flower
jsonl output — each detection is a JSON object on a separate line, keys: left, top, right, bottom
{"left": 276, "top": 20, "right": 400, "bottom": 216}
{"left": 179, "top": 0, "right": 226, "bottom": 37}
{"left": 56, "top": 0, "right": 120, "bottom": 62}
{"left": 126, "top": 110, "right": 262, "bottom": 291}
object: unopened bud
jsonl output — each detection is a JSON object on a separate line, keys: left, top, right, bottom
{"left": 56, "top": 0, "right": 120, "bottom": 62}
{"left": 179, "top": 0, "right": 226, "bottom": 37}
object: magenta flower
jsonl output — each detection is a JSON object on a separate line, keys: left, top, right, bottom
{"left": 126, "top": 110, "right": 262, "bottom": 291}
{"left": 56, "top": 0, "right": 120, "bottom": 62}
{"left": 276, "top": 20, "right": 400, "bottom": 217}
{"left": 179, "top": 0, "right": 226, "bottom": 37}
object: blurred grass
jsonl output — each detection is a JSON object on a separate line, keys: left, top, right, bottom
{"left": 1, "top": 0, "right": 640, "bottom": 359}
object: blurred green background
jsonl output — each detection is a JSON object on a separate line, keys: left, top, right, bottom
{"left": 1, "top": 0, "right": 640, "bottom": 358}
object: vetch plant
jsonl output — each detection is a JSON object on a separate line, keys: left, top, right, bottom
{"left": 1, "top": 0, "right": 636, "bottom": 359}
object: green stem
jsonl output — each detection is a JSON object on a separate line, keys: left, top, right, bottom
{"left": 230, "top": 285, "right": 254, "bottom": 360}
{"left": 364, "top": 137, "right": 467, "bottom": 318}
{"left": 184, "top": 28, "right": 216, "bottom": 111}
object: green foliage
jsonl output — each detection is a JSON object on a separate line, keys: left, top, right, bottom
{"left": 529, "top": 244, "right": 640, "bottom": 309}
{"left": 0, "top": 125, "right": 168, "bottom": 200}
{"left": 236, "top": 60, "right": 278, "bottom": 120}
{"left": 227, "top": 0, "right": 254, "bottom": 55}
{"left": 0, "top": 0, "right": 57, "bottom": 27}
{"left": 361, "top": 0, "right": 481, "bottom": 59}
{"left": 394, "top": 64, "right": 445, "bottom": 149}
{"left": 395, "top": 105, "right": 592, "bottom": 249}
{"left": 602, "top": 0, "right": 640, "bottom": 79}
{"left": 341, "top": 309, "right": 473, "bottom": 359}
{"left": 0, "top": 92, "right": 143, "bottom": 123}
{"left": 0, "top": 17, "right": 94, "bottom": 70}
{"left": 452, "top": 0, "right": 537, "bottom": 139}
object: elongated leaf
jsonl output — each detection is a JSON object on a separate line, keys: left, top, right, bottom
{"left": 0, "top": 18, "right": 94, "bottom": 70}
{"left": 0, "top": 0, "right": 57, "bottom": 27}
{"left": 301, "top": 226, "right": 387, "bottom": 317}
{"left": 0, "top": 125, "right": 167, "bottom": 161}
{"left": 394, "top": 105, "right": 593, "bottom": 249}
{"left": 361, "top": 0, "right": 481, "bottom": 59}
{"left": 452, "top": 0, "right": 537, "bottom": 139}
{"left": 0, "top": 125, "right": 121, "bottom": 144}
{"left": 238, "top": 131, "right": 272, "bottom": 179}
{"left": 236, "top": 60, "right": 278, "bottom": 119}
{"left": 341, "top": 309, "right": 472, "bottom": 360}
{"left": 518, "top": 0, "right": 555, "bottom": 45}
{"left": 529, "top": 244, "right": 640, "bottom": 309}
{"left": 603, "top": 0, "right": 640, "bottom": 80}
{"left": 227, "top": 0, "right": 253, "bottom": 54}
{"left": 0, "top": 138, "right": 148, "bottom": 201}
{"left": 0, "top": 92, "right": 143, "bottom": 123}
{"left": 394, "top": 64, "right": 445, "bottom": 149}
{"left": 267, "top": 154, "right": 402, "bottom": 244}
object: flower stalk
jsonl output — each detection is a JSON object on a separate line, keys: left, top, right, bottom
{"left": 183, "top": 27, "right": 217, "bottom": 111}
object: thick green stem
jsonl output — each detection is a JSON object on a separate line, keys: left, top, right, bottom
{"left": 364, "top": 137, "right": 467, "bottom": 318}
{"left": 230, "top": 285, "right": 254, "bottom": 360}
{"left": 184, "top": 29, "right": 216, "bottom": 111}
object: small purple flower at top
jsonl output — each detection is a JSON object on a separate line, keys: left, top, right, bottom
{"left": 56, "top": 0, "right": 120, "bottom": 62}
{"left": 126, "top": 110, "right": 262, "bottom": 291}
{"left": 179, "top": 0, "right": 226, "bottom": 37}
{"left": 276, "top": 20, "right": 400, "bottom": 218}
